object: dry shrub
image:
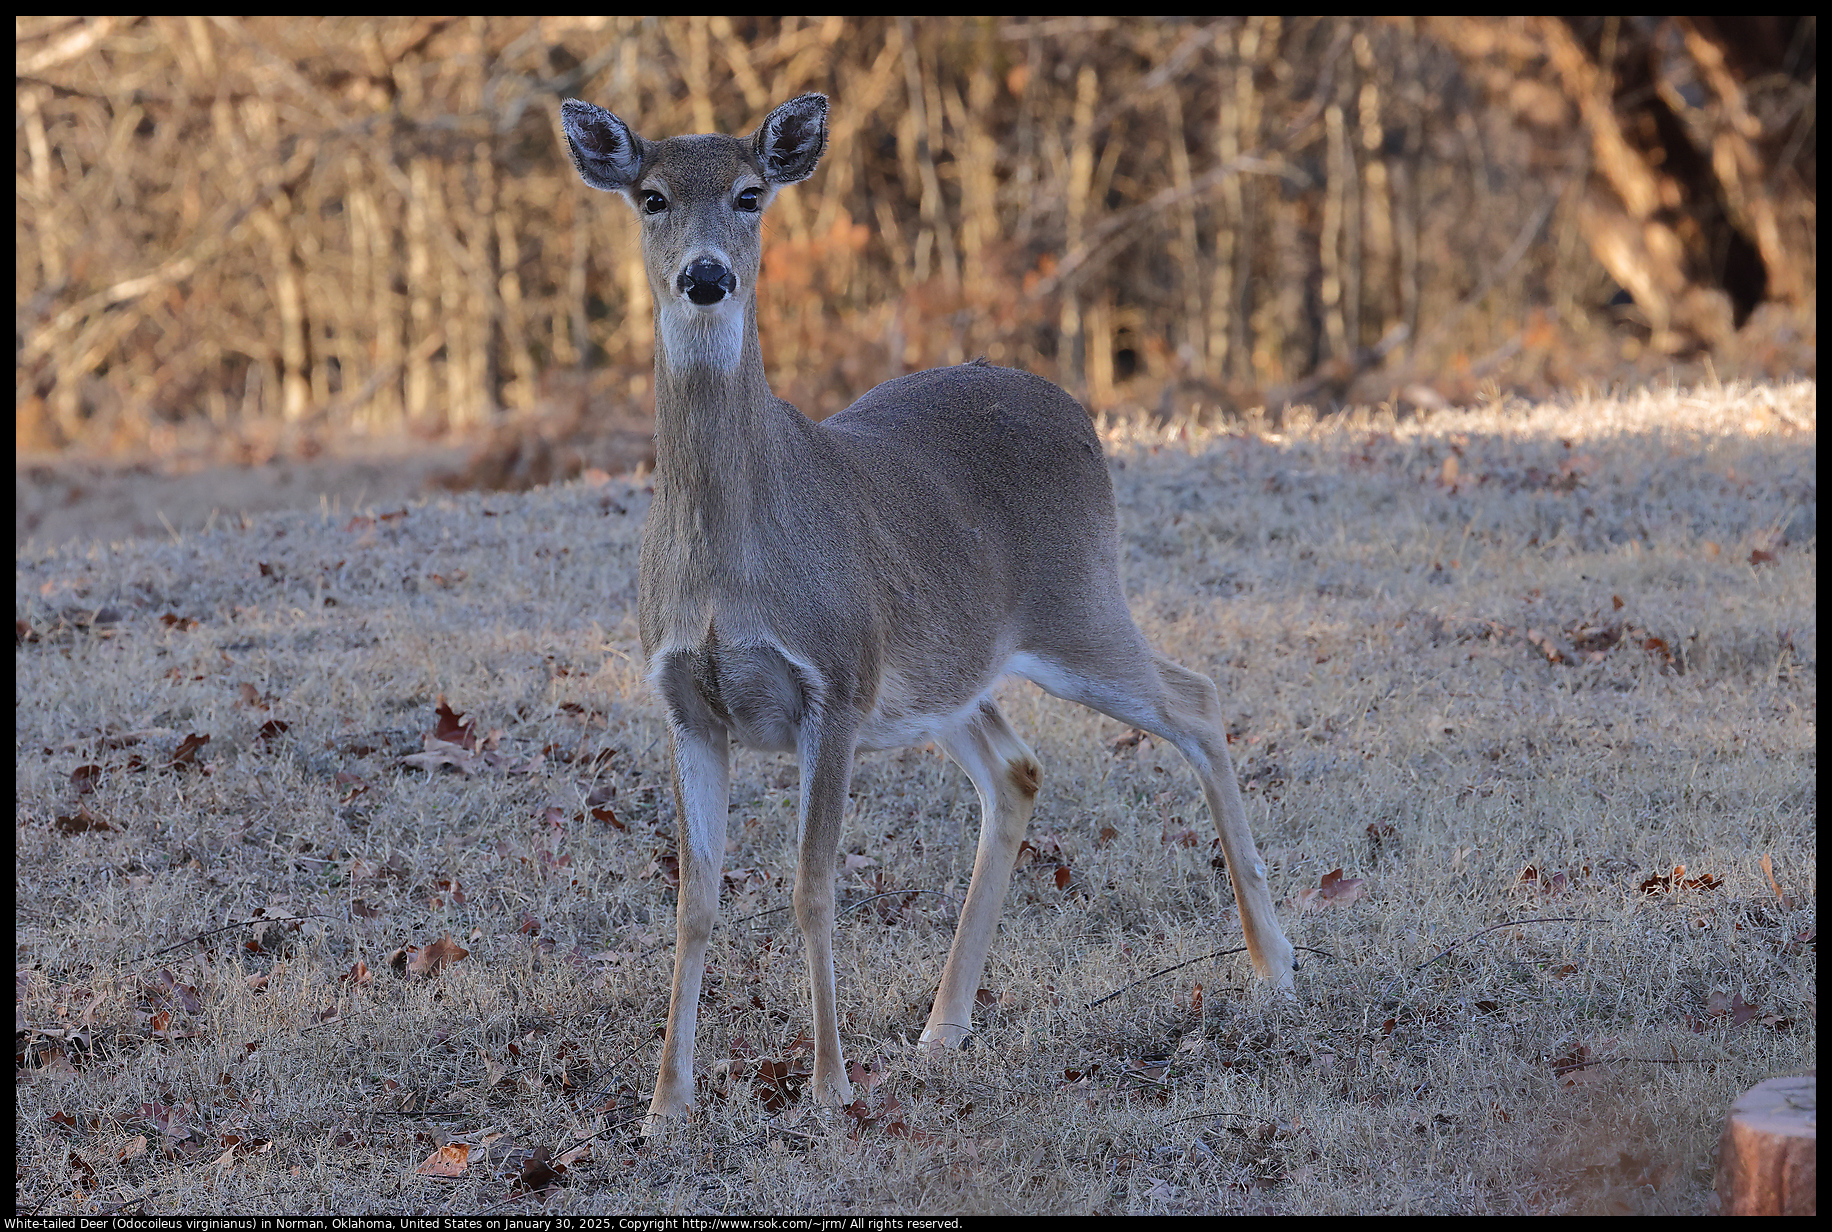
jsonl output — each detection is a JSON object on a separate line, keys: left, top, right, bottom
{"left": 17, "top": 18, "right": 1814, "bottom": 468}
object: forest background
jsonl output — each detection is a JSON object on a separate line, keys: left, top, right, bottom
{"left": 14, "top": 16, "right": 1817, "bottom": 512}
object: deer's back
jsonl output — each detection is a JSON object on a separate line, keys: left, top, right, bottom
{"left": 817, "top": 360, "right": 1121, "bottom": 615}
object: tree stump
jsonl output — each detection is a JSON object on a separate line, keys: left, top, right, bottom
{"left": 1718, "top": 1075, "right": 1815, "bottom": 1215}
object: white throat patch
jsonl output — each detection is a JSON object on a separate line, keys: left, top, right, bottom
{"left": 659, "top": 301, "right": 745, "bottom": 374}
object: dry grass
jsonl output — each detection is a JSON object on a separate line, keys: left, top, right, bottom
{"left": 15, "top": 381, "right": 1815, "bottom": 1215}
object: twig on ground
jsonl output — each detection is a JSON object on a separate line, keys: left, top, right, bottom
{"left": 1414, "top": 918, "right": 1611, "bottom": 971}
{"left": 729, "top": 904, "right": 796, "bottom": 927}
{"left": 574, "top": 1038, "right": 661, "bottom": 1112}
{"left": 585, "top": 1113, "right": 650, "bottom": 1142}
{"left": 1088, "top": 946, "right": 1244, "bottom": 1008}
{"left": 1163, "top": 1109, "right": 1269, "bottom": 1128}
{"left": 1554, "top": 1056, "right": 1727, "bottom": 1075}
{"left": 137, "top": 914, "right": 324, "bottom": 961}
{"left": 838, "top": 888, "right": 964, "bottom": 921}
{"left": 1087, "top": 944, "right": 1339, "bottom": 1010}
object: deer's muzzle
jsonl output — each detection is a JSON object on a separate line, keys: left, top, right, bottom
{"left": 678, "top": 258, "right": 737, "bottom": 306}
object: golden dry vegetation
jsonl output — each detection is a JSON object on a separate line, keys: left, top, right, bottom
{"left": 15, "top": 382, "right": 1815, "bottom": 1215}
{"left": 16, "top": 17, "right": 1816, "bottom": 478}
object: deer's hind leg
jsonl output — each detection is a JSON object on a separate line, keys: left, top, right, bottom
{"left": 921, "top": 700, "right": 1043, "bottom": 1048}
{"left": 1014, "top": 640, "right": 1296, "bottom": 989}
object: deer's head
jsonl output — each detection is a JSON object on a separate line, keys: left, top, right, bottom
{"left": 561, "top": 94, "right": 827, "bottom": 371}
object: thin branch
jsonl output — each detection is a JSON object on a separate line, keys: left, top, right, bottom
{"left": 1030, "top": 154, "right": 1309, "bottom": 300}
{"left": 1088, "top": 23, "right": 1222, "bottom": 133}
{"left": 837, "top": 888, "right": 963, "bottom": 921}
{"left": 1555, "top": 1055, "right": 1726, "bottom": 1075}
{"left": 728, "top": 904, "right": 796, "bottom": 928}
{"left": 1087, "top": 944, "right": 1339, "bottom": 1010}
{"left": 1414, "top": 917, "right": 1611, "bottom": 971}
{"left": 573, "top": 1038, "right": 660, "bottom": 1112}
{"left": 1408, "top": 174, "right": 1569, "bottom": 359}
{"left": 1163, "top": 1109, "right": 1266, "bottom": 1128}
{"left": 137, "top": 914, "right": 324, "bottom": 962}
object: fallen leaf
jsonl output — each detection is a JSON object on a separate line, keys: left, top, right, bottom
{"left": 1294, "top": 868, "right": 1366, "bottom": 913}
{"left": 401, "top": 733, "right": 541, "bottom": 777}
{"left": 510, "top": 1146, "right": 564, "bottom": 1195}
{"left": 1638, "top": 864, "right": 1721, "bottom": 895}
{"left": 1142, "top": 1177, "right": 1184, "bottom": 1203}
{"left": 1524, "top": 627, "right": 1565, "bottom": 664}
{"left": 409, "top": 935, "right": 470, "bottom": 979}
{"left": 432, "top": 697, "right": 478, "bottom": 751}
{"left": 1518, "top": 865, "right": 1571, "bottom": 898}
{"left": 1759, "top": 853, "right": 1795, "bottom": 909}
{"left": 1550, "top": 1042, "right": 1604, "bottom": 1085}
{"left": 416, "top": 1143, "right": 470, "bottom": 1178}
{"left": 847, "top": 1059, "right": 887, "bottom": 1095}
{"left": 842, "top": 1089, "right": 910, "bottom": 1139}
{"left": 147, "top": 968, "right": 202, "bottom": 1013}
{"left": 55, "top": 803, "right": 121, "bottom": 834}
{"left": 169, "top": 732, "right": 211, "bottom": 768}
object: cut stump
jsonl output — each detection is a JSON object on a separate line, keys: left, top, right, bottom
{"left": 1718, "top": 1074, "right": 1815, "bottom": 1215}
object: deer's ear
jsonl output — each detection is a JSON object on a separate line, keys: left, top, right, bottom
{"left": 562, "top": 99, "right": 645, "bottom": 196}
{"left": 753, "top": 94, "right": 828, "bottom": 186}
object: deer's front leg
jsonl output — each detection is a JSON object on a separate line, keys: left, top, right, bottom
{"left": 645, "top": 723, "right": 730, "bottom": 1132}
{"left": 793, "top": 715, "right": 859, "bottom": 1107}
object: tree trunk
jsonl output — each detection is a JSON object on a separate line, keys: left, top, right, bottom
{"left": 1718, "top": 1075, "right": 1816, "bottom": 1216}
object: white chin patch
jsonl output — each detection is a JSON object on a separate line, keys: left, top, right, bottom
{"left": 659, "top": 301, "right": 744, "bottom": 373}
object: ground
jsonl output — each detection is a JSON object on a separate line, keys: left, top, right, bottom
{"left": 14, "top": 381, "right": 1816, "bottom": 1214}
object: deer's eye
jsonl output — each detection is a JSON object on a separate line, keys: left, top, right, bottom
{"left": 734, "top": 186, "right": 762, "bottom": 212}
{"left": 640, "top": 190, "right": 668, "bottom": 215}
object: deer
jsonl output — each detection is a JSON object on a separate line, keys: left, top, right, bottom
{"left": 559, "top": 92, "right": 1297, "bottom": 1131}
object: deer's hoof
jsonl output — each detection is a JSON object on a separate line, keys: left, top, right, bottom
{"left": 642, "top": 1091, "right": 691, "bottom": 1137}
{"left": 917, "top": 1020, "right": 972, "bottom": 1050}
{"left": 814, "top": 1069, "right": 856, "bottom": 1107}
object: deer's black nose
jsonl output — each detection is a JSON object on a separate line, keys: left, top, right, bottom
{"left": 678, "top": 258, "right": 736, "bottom": 305}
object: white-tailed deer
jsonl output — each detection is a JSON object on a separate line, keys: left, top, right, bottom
{"left": 560, "top": 93, "right": 1296, "bottom": 1129}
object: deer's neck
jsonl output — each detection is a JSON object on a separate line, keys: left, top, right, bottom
{"left": 651, "top": 296, "right": 803, "bottom": 519}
